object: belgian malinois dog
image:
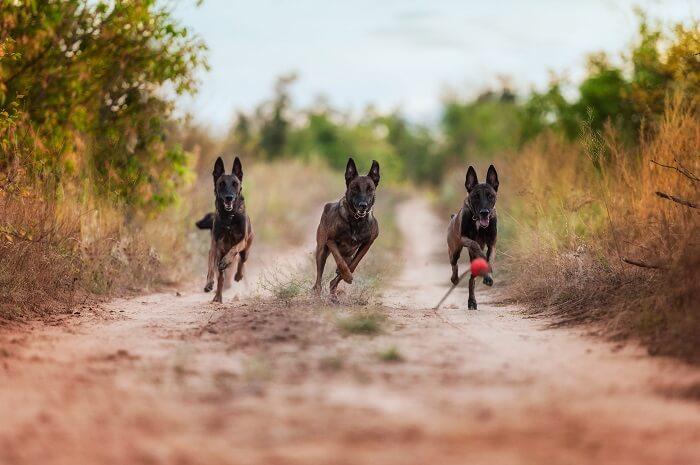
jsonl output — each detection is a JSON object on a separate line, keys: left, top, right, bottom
{"left": 195, "top": 156, "right": 254, "bottom": 303}
{"left": 313, "top": 158, "right": 380, "bottom": 296}
{"left": 446, "top": 165, "right": 498, "bottom": 309}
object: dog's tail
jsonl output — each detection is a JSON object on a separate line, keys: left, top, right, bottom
{"left": 195, "top": 212, "right": 215, "bottom": 230}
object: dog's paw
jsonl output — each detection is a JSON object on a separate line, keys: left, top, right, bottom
{"left": 218, "top": 258, "right": 230, "bottom": 272}
{"left": 204, "top": 281, "right": 214, "bottom": 292}
{"left": 234, "top": 270, "right": 244, "bottom": 282}
{"left": 212, "top": 294, "right": 223, "bottom": 303}
{"left": 451, "top": 274, "right": 459, "bottom": 285}
{"left": 329, "top": 291, "right": 340, "bottom": 304}
{"left": 468, "top": 298, "right": 477, "bottom": 310}
{"left": 341, "top": 270, "right": 353, "bottom": 284}
{"left": 483, "top": 274, "right": 494, "bottom": 287}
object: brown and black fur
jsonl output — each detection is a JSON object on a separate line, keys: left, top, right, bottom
{"left": 313, "top": 158, "right": 380, "bottom": 296}
{"left": 195, "top": 156, "right": 254, "bottom": 303}
{"left": 446, "top": 165, "right": 499, "bottom": 310}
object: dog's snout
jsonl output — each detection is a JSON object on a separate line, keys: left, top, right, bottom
{"left": 358, "top": 201, "right": 369, "bottom": 210}
{"left": 479, "top": 209, "right": 490, "bottom": 217}
{"left": 225, "top": 195, "right": 234, "bottom": 202}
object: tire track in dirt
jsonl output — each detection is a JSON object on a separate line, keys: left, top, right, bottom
{"left": 0, "top": 197, "right": 699, "bottom": 465}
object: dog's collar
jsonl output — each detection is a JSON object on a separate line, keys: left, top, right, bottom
{"left": 215, "top": 209, "right": 244, "bottom": 230}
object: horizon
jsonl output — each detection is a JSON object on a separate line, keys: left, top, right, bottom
{"left": 173, "top": 0, "right": 696, "bottom": 133}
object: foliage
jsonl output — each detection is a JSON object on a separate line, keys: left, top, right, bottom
{"left": 520, "top": 15, "right": 699, "bottom": 145}
{"left": 441, "top": 88, "right": 520, "bottom": 164}
{"left": 505, "top": 93, "right": 699, "bottom": 362}
{"left": 0, "top": 0, "right": 207, "bottom": 210}
{"left": 223, "top": 75, "right": 435, "bottom": 186}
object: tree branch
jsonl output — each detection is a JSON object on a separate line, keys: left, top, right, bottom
{"left": 650, "top": 159, "right": 699, "bottom": 183}
{"left": 655, "top": 191, "right": 698, "bottom": 209}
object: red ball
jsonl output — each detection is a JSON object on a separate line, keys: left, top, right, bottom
{"left": 470, "top": 258, "right": 490, "bottom": 277}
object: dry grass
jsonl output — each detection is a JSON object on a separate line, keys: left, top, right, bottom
{"left": 0, "top": 192, "right": 81, "bottom": 320}
{"left": 505, "top": 94, "right": 699, "bottom": 362}
{"left": 0, "top": 179, "right": 196, "bottom": 320}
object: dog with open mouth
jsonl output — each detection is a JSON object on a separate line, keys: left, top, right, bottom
{"left": 446, "top": 165, "right": 498, "bottom": 310}
{"left": 195, "top": 156, "right": 254, "bottom": 303}
{"left": 313, "top": 157, "right": 380, "bottom": 297}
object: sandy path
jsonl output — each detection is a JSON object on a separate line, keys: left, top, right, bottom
{"left": 1, "top": 197, "right": 699, "bottom": 465}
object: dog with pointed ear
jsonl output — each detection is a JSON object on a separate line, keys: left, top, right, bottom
{"left": 313, "top": 157, "right": 381, "bottom": 298}
{"left": 446, "top": 164, "right": 499, "bottom": 310}
{"left": 195, "top": 155, "right": 254, "bottom": 303}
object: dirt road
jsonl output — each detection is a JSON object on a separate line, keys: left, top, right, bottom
{"left": 1, "top": 198, "right": 699, "bottom": 465}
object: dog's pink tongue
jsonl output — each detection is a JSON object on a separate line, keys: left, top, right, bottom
{"left": 479, "top": 218, "right": 490, "bottom": 228}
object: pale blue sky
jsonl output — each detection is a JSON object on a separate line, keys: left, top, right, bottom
{"left": 173, "top": 0, "right": 696, "bottom": 132}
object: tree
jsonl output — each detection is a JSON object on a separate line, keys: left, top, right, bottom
{"left": 0, "top": 0, "right": 208, "bottom": 210}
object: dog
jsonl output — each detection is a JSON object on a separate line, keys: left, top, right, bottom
{"left": 195, "top": 156, "right": 254, "bottom": 303}
{"left": 313, "top": 158, "right": 380, "bottom": 296}
{"left": 446, "top": 165, "right": 498, "bottom": 309}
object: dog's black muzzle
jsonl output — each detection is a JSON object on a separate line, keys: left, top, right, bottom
{"left": 478, "top": 209, "right": 490, "bottom": 228}
{"left": 221, "top": 194, "right": 236, "bottom": 212}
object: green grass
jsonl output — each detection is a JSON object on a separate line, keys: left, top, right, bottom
{"left": 336, "top": 309, "right": 386, "bottom": 335}
{"left": 377, "top": 346, "right": 404, "bottom": 363}
{"left": 259, "top": 267, "right": 310, "bottom": 302}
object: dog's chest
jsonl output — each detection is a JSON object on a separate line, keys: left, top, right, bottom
{"left": 214, "top": 216, "right": 246, "bottom": 249}
{"left": 460, "top": 211, "right": 496, "bottom": 245}
{"left": 336, "top": 221, "right": 372, "bottom": 252}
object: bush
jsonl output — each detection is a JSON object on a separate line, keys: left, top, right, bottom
{"left": 505, "top": 94, "right": 699, "bottom": 362}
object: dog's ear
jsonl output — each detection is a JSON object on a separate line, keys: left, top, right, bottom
{"left": 232, "top": 156, "right": 243, "bottom": 182}
{"left": 345, "top": 157, "right": 359, "bottom": 186}
{"left": 465, "top": 166, "right": 478, "bottom": 192}
{"left": 213, "top": 156, "right": 225, "bottom": 184}
{"left": 486, "top": 164, "right": 499, "bottom": 192}
{"left": 368, "top": 160, "right": 380, "bottom": 187}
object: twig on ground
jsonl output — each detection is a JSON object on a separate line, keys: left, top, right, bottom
{"left": 655, "top": 191, "right": 698, "bottom": 209}
{"left": 621, "top": 257, "right": 665, "bottom": 270}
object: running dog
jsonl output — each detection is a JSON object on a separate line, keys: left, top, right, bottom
{"left": 313, "top": 158, "right": 380, "bottom": 296}
{"left": 446, "top": 165, "right": 498, "bottom": 309}
{"left": 195, "top": 156, "right": 254, "bottom": 303}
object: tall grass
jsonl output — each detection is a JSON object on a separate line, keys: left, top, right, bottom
{"left": 505, "top": 94, "right": 699, "bottom": 362}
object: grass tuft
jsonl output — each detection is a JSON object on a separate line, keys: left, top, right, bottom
{"left": 336, "top": 309, "right": 386, "bottom": 335}
{"left": 377, "top": 346, "right": 404, "bottom": 363}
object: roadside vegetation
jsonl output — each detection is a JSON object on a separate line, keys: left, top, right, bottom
{"left": 501, "top": 19, "right": 699, "bottom": 363}
{"left": 0, "top": 1, "right": 206, "bottom": 318}
{"left": 1, "top": 2, "right": 697, "bottom": 366}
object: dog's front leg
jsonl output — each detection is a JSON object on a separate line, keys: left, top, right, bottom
{"left": 218, "top": 242, "right": 244, "bottom": 273}
{"left": 483, "top": 243, "right": 495, "bottom": 286}
{"left": 234, "top": 238, "right": 252, "bottom": 282}
{"left": 313, "top": 243, "right": 330, "bottom": 293}
{"left": 326, "top": 240, "right": 353, "bottom": 284}
{"left": 468, "top": 274, "right": 477, "bottom": 309}
{"left": 204, "top": 236, "right": 217, "bottom": 292}
{"left": 213, "top": 243, "right": 244, "bottom": 303}
{"left": 449, "top": 247, "right": 462, "bottom": 285}
{"left": 461, "top": 237, "right": 486, "bottom": 260}
{"left": 213, "top": 265, "right": 225, "bottom": 303}
{"left": 329, "top": 240, "right": 374, "bottom": 289}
